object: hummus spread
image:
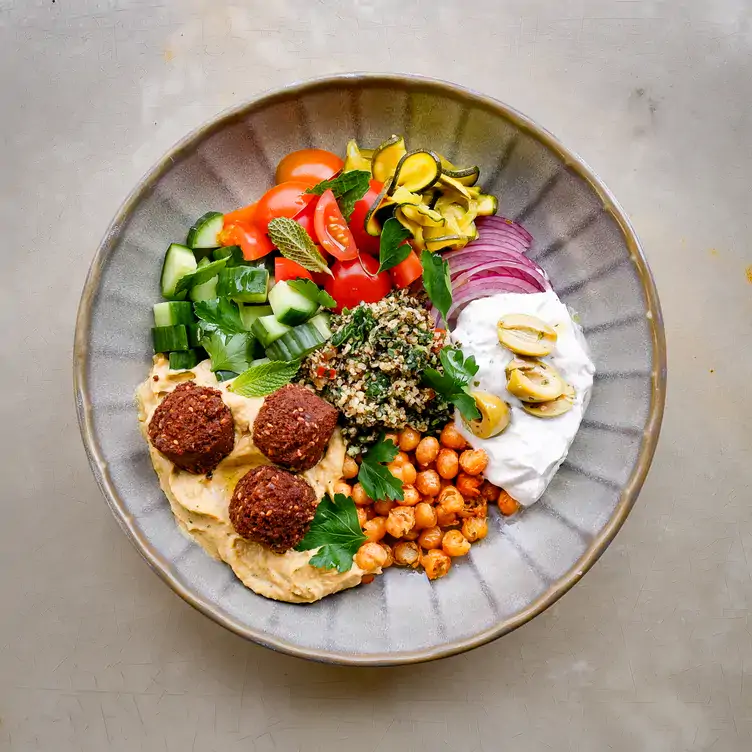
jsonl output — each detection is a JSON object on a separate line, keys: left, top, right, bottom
{"left": 136, "top": 355, "right": 367, "bottom": 603}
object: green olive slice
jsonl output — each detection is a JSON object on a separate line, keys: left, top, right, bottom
{"left": 506, "top": 359, "right": 565, "bottom": 402}
{"left": 466, "top": 391, "right": 511, "bottom": 438}
{"left": 497, "top": 314, "right": 557, "bottom": 357}
{"left": 522, "top": 383, "right": 576, "bottom": 418}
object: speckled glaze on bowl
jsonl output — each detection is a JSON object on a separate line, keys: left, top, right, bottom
{"left": 74, "top": 74, "right": 666, "bottom": 665}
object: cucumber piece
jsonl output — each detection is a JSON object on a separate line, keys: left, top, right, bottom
{"left": 264, "top": 321, "right": 326, "bottom": 361}
{"left": 187, "top": 323, "right": 203, "bottom": 349}
{"left": 189, "top": 275, "right": 219, "bottom": 302}
{"left": 168, "top": 349, "right": 202, "bottom": 370}
{"left": 217, "top": 267, "right": 269, "bottom": 304}
{"left": 197, "top": 256, "right": 211, "bottom": 268}
{"left": 239, "top": 304, "right": 273, "bottom": 332}
{"left": 186, "top": 211, "right": 224, "bottom": 249}
{"left": 251, "top": 315, "right": 292, "bottom": 348}
{"left": 175, "top": 257, "right": 228, "bottom": 296}
{"left": 153, "top": 301, "right": 194, "bottom": 328}
{"left": 268, "top": 280, "right": 319, "bottom": 326}
{"left": 152, "top": 324, "right": 189, "bottom": 353}
{"left": 389, "top": 150, "right": 442, "bottom": 194}
{"left": 371, "top": 135, "right": 407, "bottom": 183}
{"left": 212, "top": 245, "right": 243, "bottom": 265}
{"left": 160, "top": 244, "right": 197, "bottom": 300}
{"left": 215, "top": 370, "right": 238, "bottom": 383}
{"left": 308, "top": 312, "right": 332, "bottom": 340}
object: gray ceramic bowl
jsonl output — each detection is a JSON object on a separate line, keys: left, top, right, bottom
{"left": 75, "top": 74, "right": 666, "bottom": 665}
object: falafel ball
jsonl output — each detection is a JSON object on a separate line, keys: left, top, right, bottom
{"left": 229, "top": 465, "right": 317, "bottom": 552}
{"left": 148, "top": 381, "right": 234, "bottom": 475}
{"left": 253, "top": 384, "right": 338, "bottom": 471}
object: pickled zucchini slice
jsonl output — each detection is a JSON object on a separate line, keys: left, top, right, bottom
{"left": 389, "top": 149, "right": 442, "bottom": 194}
{"left": 364, "top": 178, "right": 394, "bottom": 237}
{"left": 343, "top": 139, "right": 372, "bottom": 172}
{"left": 439, "top": 156, "right": 481, "bottom": 186}
{"left": 371, "top": 135, "right": 407, "bottom": 182}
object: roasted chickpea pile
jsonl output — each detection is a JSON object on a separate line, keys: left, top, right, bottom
{"left": 340, "top": 422, "right": 522, "bottom": 582}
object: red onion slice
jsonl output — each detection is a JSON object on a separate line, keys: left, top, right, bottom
{"left": 476, "top": 215, "right": 534, "bottom": 245}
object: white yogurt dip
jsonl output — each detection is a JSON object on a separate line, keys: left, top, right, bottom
{"left": 452, "top": 292, "right": 595, "bottom": 506}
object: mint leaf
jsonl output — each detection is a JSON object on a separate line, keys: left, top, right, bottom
{"left": 422, "top": 346, "right": 481, "bottom": 421}
{"left": 288, "top": 278, "right": 336, "bottom": 310}
{"left": 268, "top": 217, "right": 332, "bottom": 276}
{"left": 228, "top": 359, "right": 301, "bottom": 398}
{"left": 306, "top": 170, "right": 371, "bottom": 220}
{"left": 377, "top": 217, "right": 412, "bottom": 273}
{"left": 202, "top": 332, "right": 254, "bottom": 374}
{"left": 295, "top": 494, "right": 367, "bottom": 573}
{"left": 420, "top": 250, "right": 452, "bottom": 323}
{"left": 357, "top": 435, "right": 403, "bottom": 502}
{"left": 193, "top": 297, "right": 245, "bottom": 335}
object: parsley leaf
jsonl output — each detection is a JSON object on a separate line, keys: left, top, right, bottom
{"left": 193, "top": 297, "right": 245, "bottom": 335}
{"left": 228, "top": 359, "right": 301, "bottom": 397}
{"left": 377, "top": 217, "right": 412, "bottom": 273}
{"left": 357, "top": 435, "right": 404, "bottom": 502}
{"left": 306, "top": 170, "right": 371, "bottom": 221}
{"left": 420, "top": 250, "right": 452, "bottom": 324}
{"left": 287, "top": 278, "right": 336, "bottom": 309}
{"left": 295, "top": 494, "right": 367, "bottom": 573}
{"left": 330, "top": 306, "right": 376, "bottom": 347}
{"left": 422, "top": 346, "right": 481, "bottom": 421}
{"left": 267, "top": 217, "right": 332, "bottom": 276}
{"left": 201, "top": 331, "right": 254, "bottom": 374}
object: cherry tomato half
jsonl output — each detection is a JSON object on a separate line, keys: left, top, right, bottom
{"left": 314, "top": 189, "right": 358, "bottom": 261}
{"left": 390, "top": 249, "right": 423, "bottom": 289}
{"left": 255, "top": 181, "right": 315, "bottom": 233}
{"left": 325, "top": 253, "right": 392, "bottom": 312}
{"left": 291, "top": 196, "right": 319, "bottom": 241}
{"left": 218, "top": 222, "right": 273, "bottom": 261}
{"left": 276, "top": 149, "right": 343, "bottom": 185}
{"left": 348, "top": 179, "right": 383, "bottom": 256}
{"left": 275, "top": 257, "right": 313, "bottom": 282}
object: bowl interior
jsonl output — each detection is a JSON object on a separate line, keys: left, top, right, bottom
{"left": 76, "top": 75, "right": 665, "bottom": 665}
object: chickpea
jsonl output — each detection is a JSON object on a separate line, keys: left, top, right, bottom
{"left": 458, "top": 498, "right": 487, "bottom": 520}
{"left": 374, "top": 499, "right": 396, "bottom": 516}
{"left": 386, "top": 506, "right": 415, "bottom": 538}
{"left": 440, "top": 423, "right": 467, "bottom": 450}
{"left": 398, "top": 426, "right": 421, "bottom": 452}
{"left": 498, "top": 491, "right": 521, "bottom": 516}
{"left": 416, "top": 469, "right": 441, "bottom": 497}
{"left": 363, "top": 516, "right": 387, "bottom": 542}
{"left": 394, "top": 451, "right": 410, "bottom": 466}
{"left": 402, "top": 528, "right": 420, "bottom": 541}
{"left": 456, "top": 472, "right": 483, "bottom": 499}
{"left": 355, "top": 541, "right": 388, "bottom": 571}
{"left": 437, "top": 486, "right": 464, "bottom": 514}
{"left": 387, "top": 462, "right": 405, "bottom": 482}
{"left": 462, "top": 516, "right": 488, "bottom": 542}
{"left": 480, "top": 480, "right": 501, "bottom": 504}
{"left": 342, "top": 456, "right": 359, "bottom": 480}
{"left": 422, "top": 549, "right": 452, "bottom": 580}
{"left": 414, "top": 501, "right": 438, "bottom": 529}
{"left": 442, "top": 529, "right": 471, "bottom": 557}
{"left": 459, "top": 448, "right": 488, "bottom": 476}
{"left": 436, "top": 507, "right": 458, "bottom": 528}
{"left": 418, "top": 525, "right": 444, "bottom": 550}
{"left": 361, "top": 574, "right": 375, "bottom": 585}
{"left": 399, "top": 485, "right": 421, "bottom": 507}
{"left": 351, "top": 482, "right": 373, "bottom": 506}
{"left": 356, "top": 507, "right": 368, "bottom": 528}
{"left": 435, "top": 448, "right": 459, "bottom": 480}
{"left": 365, "top": 506, "right": 377, "bottom": 521}
{"left": 378, "top": 542, "right": 394, "bottom": 568}
{"left": 400, "top": 462, "right": 417, "bottom": 486}
{"left": 384, "top": 432, "right": 399, "bottom": 445}
{"left": 333, "top": 480, "right": 353, "bottom": 498}
{"left": 393, "top": 541, "right": 420, "bottom": 567}
{"left": 415, "top": 436, "right": 440, "bottom": 467}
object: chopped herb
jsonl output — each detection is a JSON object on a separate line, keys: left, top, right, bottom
{"left": 357, "top": 435, "right": 404, "bottom": 502}
{"left": 201, "top": 331, "right": 254, "bottom": 375}
{"left": 330, "top": 306, "right": 376, "bottom": 347}
{"left": 193, "top": 297, "right": 245, "bottom": 335}
{"left": 422, "top": 346, "right": 481, "bottom": 421}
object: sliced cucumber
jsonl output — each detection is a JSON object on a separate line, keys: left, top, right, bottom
{"left": 265, "top": 321, "right": 326, "bottom": 361}
{"left": 187, "top": 322, "right": 203, "bottom": 349}
{"left": 174, "top": 257, "right": 228, "bottom": 296}
{"left": 251, "top": 315, "right": 293, "bottom": 348}
{"left": 268, "top": 280, "right": 319, "bottom": 326}
{"left": 371, "top": 135, "right": 407, "bottom": 183}
{"left": 217, "top": 267, "right": 269, "bottom": 303}
{"left": 160, "top": 244, "right": 197, "bottom": 300}
{"left": 153, "top": 301, "right": 194, "bottom": 328}
{"left": 239, "top": 304, "right": 274, "bottom": 332}
{"left": 390, "top": 150, "right": 442, "bottom": 194}
{"left": 197, "top": 256, "right": 211, "bottom": 269}
{"left": 189, "top": 275, "right": 219, "bottom": 302}
{"left": 152, "top": 324, "right": 189, "bottom": 353}
{"left": 169, "top": 349, "right": 202, "bottom": 370}
{"left": 308, "top": 312, "right": 333, "bottom": 340}
{"left": 215, "top": 370, "right": 238, "bottom": 383}
{"left": 186, "top": 211, "right": 224, "bottom": 249}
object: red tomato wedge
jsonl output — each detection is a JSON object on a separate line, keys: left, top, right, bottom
{"left": 389, "top": 249, "right": 423, "bottom": 289}
{"left": 314, "top": 190, "right": 358, "bottom": 261}
{"left": 348, "top": 179, "right": 382, "bottom": 256}
{"left": 255, "top": 181, "right": 315, "bottom": 233}
{"left": 223, "top": 202, "right": 258, "bottom": 226}
{"left": 276, "top": 149, "right": 343, "bottom": 185}
{"left": 325, "top": 253, "right": 392, "bottom": 312}
{"left": 275, "top": 257, "right": 313, "bottom": 282}
{"left": 218, "top": 223, "right": 273, "bottom": 261}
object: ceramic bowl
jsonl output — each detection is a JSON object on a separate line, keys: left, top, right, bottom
{"left": 75, "top": 74, "right": 666, "bottom": 665}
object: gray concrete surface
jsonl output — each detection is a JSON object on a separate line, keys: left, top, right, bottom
{"left": 2, "top": 0, "right": 751, "bottom": 750}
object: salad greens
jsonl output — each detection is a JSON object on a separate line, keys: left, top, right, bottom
{"left": 420, "top": 250, "right": 452, "bottom": 323}
{"left": 422, "top": 347, "right": 482, "bottom": 421}
{"left": 306, "top": 170, "right": 371, "bottom": 220}
{"left": 377, "top": 217, "right": 412, "bottom": 273}
{"left": 229, "top": 359, "right": 301, "bottom": 398}
{"left": 267, "top": 217, "right": 332, "bottom": 275}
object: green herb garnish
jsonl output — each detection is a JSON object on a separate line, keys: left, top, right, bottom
{"left": 287, "top": 278, "right": 336, "bottom": 309}
{"left": 193, "top": 297, "right": 245, "bottom": 335}
{"left": 229, "top": 359, "right": 301, "bottom": 397}
{"left": 201, "top": 331, "right": 254, "bottom": 375}
{"left": 377, "top": 217, "right": 412, "bottom": 273}
{"left": 295, "top": 494, "right": 367, "bottom": 573}
{"left": 330, "top": 306, "right": 376, "bottom": 347}
{"left": 267, "top": 217, "right": 332, "bottom": 276}
{"left": 420, "top": 250, "right": 452, "bottom": 324}
{"left": 306, "top": 170, "right": 371, "bottom": 220}
{"left": 357, "top": 435, "right": 404, "bottom": 502}
{"left": 422, "top": 347, "right": 481, "bottom": 421}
